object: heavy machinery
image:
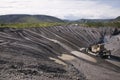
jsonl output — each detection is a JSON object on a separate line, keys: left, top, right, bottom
{"left": 86, "top": 44, "right": 111, "bottom": 58}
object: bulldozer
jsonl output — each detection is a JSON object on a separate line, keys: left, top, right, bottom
{"left": 86, "top": 44, "right": 111, "bottom": 58}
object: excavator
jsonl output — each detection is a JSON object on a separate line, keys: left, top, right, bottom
{"left": 85, "top": 44, "right": 111, "bottom": 59}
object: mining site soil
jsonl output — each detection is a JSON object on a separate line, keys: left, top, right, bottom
{"left": 0, "top": 26, "right": 120, "bottom": 80}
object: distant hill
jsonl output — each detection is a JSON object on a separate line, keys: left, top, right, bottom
{"left": 115, "top": 16, "right": 120, "bottom": 21}
{"left": 77, "top": 16, "right": 120, "bottom": 23}
{"left": 0, "top": 14, "right": 64, "bottom": 23}
{"left": 75, "top": 19, "right": 113, "bottom": 23}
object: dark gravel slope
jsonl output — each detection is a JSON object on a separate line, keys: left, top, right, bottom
{"left": 0, "top": 26, "right": 120, "bottom": 80}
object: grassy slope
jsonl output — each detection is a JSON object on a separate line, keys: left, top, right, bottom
{"left": 0, "top": 22, "right": 66, "bottom": 28}
{"left": 0, "top": 14, "right": 66, "bottom": 28}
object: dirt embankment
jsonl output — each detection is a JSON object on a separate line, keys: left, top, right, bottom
{"left": 0, "top": 26, "right": 120, "bottom": 80}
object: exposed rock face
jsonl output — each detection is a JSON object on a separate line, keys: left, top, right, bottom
{"left": 0, "top": 26, "right": 120, "bottom": 80}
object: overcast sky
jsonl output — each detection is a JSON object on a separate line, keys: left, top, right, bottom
{"left": 0, "top": 0, "right": 120, "bottom": 20}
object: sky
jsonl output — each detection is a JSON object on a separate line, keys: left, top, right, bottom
{"left": 0, "top": 0, "right": 120, "bottom": 20}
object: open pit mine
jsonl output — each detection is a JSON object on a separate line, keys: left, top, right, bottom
{"left": 0, "top": 25, "right": 120, "bottom": 80}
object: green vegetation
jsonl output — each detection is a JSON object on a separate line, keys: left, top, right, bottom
{"left": 0, "top": 22, "right": 66, "bottom": 28}
{"left": 0, "top": 21, "right": 119, "bottom": 28}
{"left": 78, "top": 21, "right": 120, "bottom": 28}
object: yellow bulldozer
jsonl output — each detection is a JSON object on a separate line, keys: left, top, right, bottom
{"left": 86, "top": 44, "right": 111, "bottom": 58}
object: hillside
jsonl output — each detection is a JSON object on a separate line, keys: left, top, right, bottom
{"left": 115, "top": 16, "right": 120, "bottom": 21}
{"left": 76, "top": 19, "right": 113, "bottom": 23}
{"left": 0, "top": 14, "right": 64, "bottom": 23}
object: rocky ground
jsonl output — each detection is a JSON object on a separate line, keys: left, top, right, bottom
{"left": 0, "top": 26, "right": 120, "bottom": 80}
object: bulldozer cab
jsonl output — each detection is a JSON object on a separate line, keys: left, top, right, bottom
{"left": 91, "top": 44, "right": 106, "bottom": 53}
